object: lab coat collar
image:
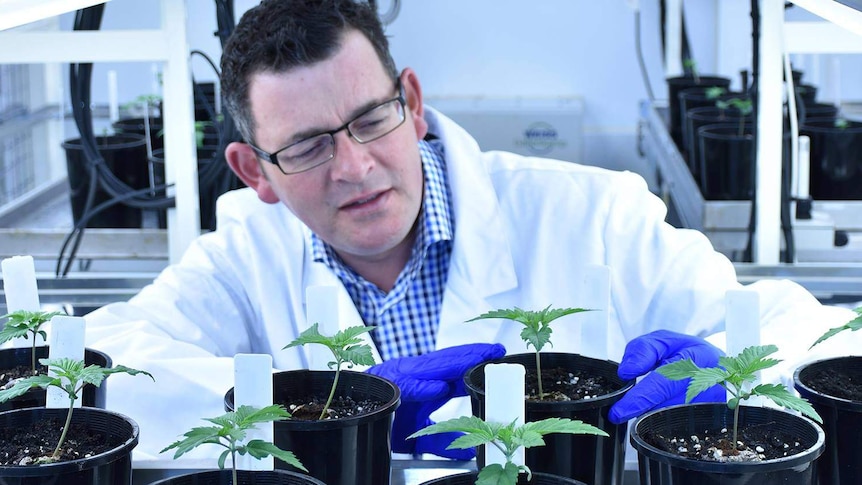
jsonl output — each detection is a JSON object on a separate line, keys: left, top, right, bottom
{"left": 424, "top": 108, "right": 519, "bottom": 348}
{"left": 425, "top": 107, "right": 518, "bottom": 299}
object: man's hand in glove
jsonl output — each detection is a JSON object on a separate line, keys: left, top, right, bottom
{"left": 608, "top": 330, "right": 725, "bottom": 424}
{"left": 366, "top": 343, "right": 506, "bottom": 459}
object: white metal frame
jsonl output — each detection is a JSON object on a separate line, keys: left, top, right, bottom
{"left": 0, "top": 0, "right": 200, "bottom": 264}
{"left": 756, "top": 0, "right": 862, "bottom": 263}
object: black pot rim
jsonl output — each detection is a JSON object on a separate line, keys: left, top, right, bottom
{"left": 61, "top": 134, "right": 147, "bottom": 150}
{"left": 666, "top": 75, "right": 732, "bottom": 85}
{"left": 630, "top": 402, "right": 825, "bottom": 474}
{"left": 225, "top": 369, "right": 400, "bottom": 431}
{"left": 148, "top": 468, "right": 327, "bottom": 485}
{"left": 421, "top": 470, "right": 587, "bottom": 485}
{"left": 794, "top": 356, "right": 862, "bottom": 411}
{"left": 800, "top": 118, "right": 862, "bottom": 133}
{"left": 0, "top": 406, "right": 139, "bottom": 476}
{"left": 463, "top": 352, "right": 634, "bottom": 411}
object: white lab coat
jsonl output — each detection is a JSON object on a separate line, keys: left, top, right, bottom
{"left": 84, "top": 107, "right": 857, "bottom": 462}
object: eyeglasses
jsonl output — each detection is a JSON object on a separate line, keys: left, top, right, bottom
{"left": 249, "top": 80, "right": 406, "bottom": 175}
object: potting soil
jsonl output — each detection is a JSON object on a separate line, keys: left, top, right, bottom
{"left": 803, "top": 367, "right": 862, "bottom": 402}
{"left": 524, "top": 366, "right": 617, "bottom": 402}
{"left": 281, "top": 395, "right": 384, "bottom": 421}
{"left": 641, "top": 421, "right": 808, "bottom": 463}
{"left": 0, "top": 418, "right": 120, "bottom": 466}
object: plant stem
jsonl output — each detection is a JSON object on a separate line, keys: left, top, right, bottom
{"left": 320, "top": 363, "right": 341, "bottom": 420}
{"left": 52, "top": 398, "right": 75, "bottom": 460}
{"left": 732, "top": 403, "right": 740, "bottom": 452}
{"left": 535, "top": 351, "right": 544, "bottom": 399}
{"left": 30, "top": 332, "right": 37, "bottom": 375}
{"left": 231, "top": 449, "right": 237, "bottom": 485}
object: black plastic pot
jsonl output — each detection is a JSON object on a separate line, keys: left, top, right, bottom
{"left": 0, "top": 346, "right": 111, "bottom": 411}
{"left": 666, "top": 75, "right": 732, "bottom": 151}
{"left": 148, "top": 146, "right": 224, "bottom": 231}
{"left": 800, "top": 118, "right": 862, "bottom": 200}
{"left": 794, "top": 356, "right": 862, "bottom": 485}
{"left": 61, "top": 134, "right": 149, "bottom": 229}
{"left": 417, "top": 470, "right": 586, "bottom": 485}
{"left": 630, "top": 403, "right": 824, "bottom": 485}
{"left": 697, "top": 123, "right": 754, "bottom": 200}
{"left": 0, "top": 406, "right": 138, "bottom": 484}
{"left": 464, "top": 353, "right": 634, "bottom": 485}
{"left": 796, "top": 102, "right": 839, "bottom": 124}
{"left": 148, "top": 469, "right": 327, "bottom": 485}
{"left": 698, "top": 123, "right": 793, "bottom": 201}
{"left": 678, "top": 89, "right": 748, "bottom": 164}
{"left": 112, "top": 116, "right": 164, "bottom": 152}
{"left": 224, "top": 370, "right": 400, "bottom": 485}
{"left": 684, "top": 105, "right": 751, "bottom": 181}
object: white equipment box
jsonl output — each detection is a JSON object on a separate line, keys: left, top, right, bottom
{"left": 426, "top": 96, "right": 584, "bottom": 164}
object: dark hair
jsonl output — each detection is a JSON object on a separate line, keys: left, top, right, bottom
{"left": 220, "top": 0, "right": 398, "bottom": 143}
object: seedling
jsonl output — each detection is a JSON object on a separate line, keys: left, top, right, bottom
{"left": 283, "top": 323, "right": 376, "bottom": 420}
{"left": 0, "top": 310, "right": 64, "bottom": 375}
{"left": 834, "top": 118, "right": 850, "bottom": 130}
{"left": 704, "top": 86, "right": 727, "bottom": 99}
{"left": 467, "top": 306, "right": 591, "bottom": 399}
{"left": 715, "top": 97, "right": 753, "bottom": 136}
{"left": 0, "top": 357, "right": 153, "bottom": 464}
{"left": 408, "top": 415, "right": 608, "bottom": 485}
{"left": 683, "top": 58, "right": 701, "bottom": 84}
{"left": 657, "top": 345, "right": 821, "bottom": 452}
{"left": 161, "top": 404, "right": 306, "bottom": 484}
{"left": 810, "top": 306, "right": 862, "bottom": 349}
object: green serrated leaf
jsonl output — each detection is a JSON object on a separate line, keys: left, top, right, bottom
{"left": 407, "top": 415, "right": 494, "bottom": 441}
{"left": 810, "top": 308, "right": 862, "bottom": 349}
{"left": 751, "top": 383, "right": 823, "bottom": 423}
{"left": 518, "top": 417, "right": 608, "bottom": 438}
{"left": 724, "top": 345, "right": 779, "bottom": 376}
{"left": 656, "top": 359, "right": 701, "bottom": 380}
{"left": 685, "top": 367, "right": 729, "bottom": 403}
{"left": 283, "top": 323, "right": 329, "bottom": 349}
{"left": 519, "top": 325, "right": 552, "bottom": 352}
{"left": 476, "top": 462, "right": 520, "bottom": 485}
{"left": 244, "top": 440, "right": 307, "bottom": 471}
{"left": 0, "top": 374, "right": 58, "bottom": 402}
{"left": 336, "top": 344, "right": 376, "bottom": 367}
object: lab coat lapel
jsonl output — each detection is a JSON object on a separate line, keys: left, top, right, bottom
{"left": 427, "top": 108, "right": 519, "bottom": 349}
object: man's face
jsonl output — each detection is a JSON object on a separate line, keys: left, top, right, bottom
{"left": 246, "top": 31, "right": 427, "bottom": 264}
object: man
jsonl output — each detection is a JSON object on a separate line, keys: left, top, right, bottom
{"left": 84, "top": 0, "right": 856, "bottom": 461}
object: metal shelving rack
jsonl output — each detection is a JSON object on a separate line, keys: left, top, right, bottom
{"left": 641, "top": 0, "right": 862, "bottom": 301}
{"left": 0, "top": 0, "right": 199, "bottom": 266}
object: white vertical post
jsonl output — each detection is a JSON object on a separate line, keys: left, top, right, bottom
{"left": 234, "top": 353, "right": 274, "bottom": 471}
{"left": 665, "top": 0, "right": 684, "bottom": 78}
{"left": 46, "top": 316, "right": 86, "bottom": 408}
{"left": 108, "top": 70, "right": 119, "bottom": 122}
{"left": 579, "top": 265, "right": 610, "bottom": 360}
{"left": 484, "top": 363, "right": 525, "bottom": 467}
{"left": 755, "top": 0, "right": 785, "bottom": 264}
{"left": 306, "top": 286, "right": 341, "bottom": 370}
{"left": 2, "top": 256, "right": 42, "bottom": 349}
{"left": 161, "top": 0, "right": 200, "bottom": 263}
{"left": 797, "top": 136, "right": 810, "bottom": 199}
{"left": 725, "top": 290, "right": 762, "bottom": 405}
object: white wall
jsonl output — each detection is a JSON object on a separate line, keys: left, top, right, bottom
{"left": 57, "top": 0, "right": 860, "bottom": 183}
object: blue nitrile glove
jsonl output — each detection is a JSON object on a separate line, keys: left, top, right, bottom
{"left": 608, "top": 329, "right": 726, "bottom": 424}
{"left": 366, "top": 343, "right": 506, "bottom": 460}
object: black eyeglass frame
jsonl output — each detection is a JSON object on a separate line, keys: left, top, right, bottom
{"left": 248, "top": 78, "right": 406, "bottom": 175}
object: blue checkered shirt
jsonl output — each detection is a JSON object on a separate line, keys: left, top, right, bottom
{"left": 310, "top": 139, "right": 454, "bottom": 360}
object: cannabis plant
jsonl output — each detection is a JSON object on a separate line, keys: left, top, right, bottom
{"left": 162, "top": 404, "right": 306, "bottom": 484}
{"left": 408, "top": 415, "right": 607, "bottom": 485}
{"left": 283, "top": 323, "right": 376, "bottom": 420}
{"left": 467, "top": 306, "right": 591, "bottom": 399}
{"left": 0, "top": 357, "right": 153, "bottom": 463}
{"left": 715, "top": 97, "right": 753, "bottom": 136}
{"left": 657, "top": 344, "right": 821, "bottom": 452}
{"left": 0, "top": 310, "right": 63, "bottom": 375}
{"left": 810, "top": 306, "right": 862, "bottom": 349}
